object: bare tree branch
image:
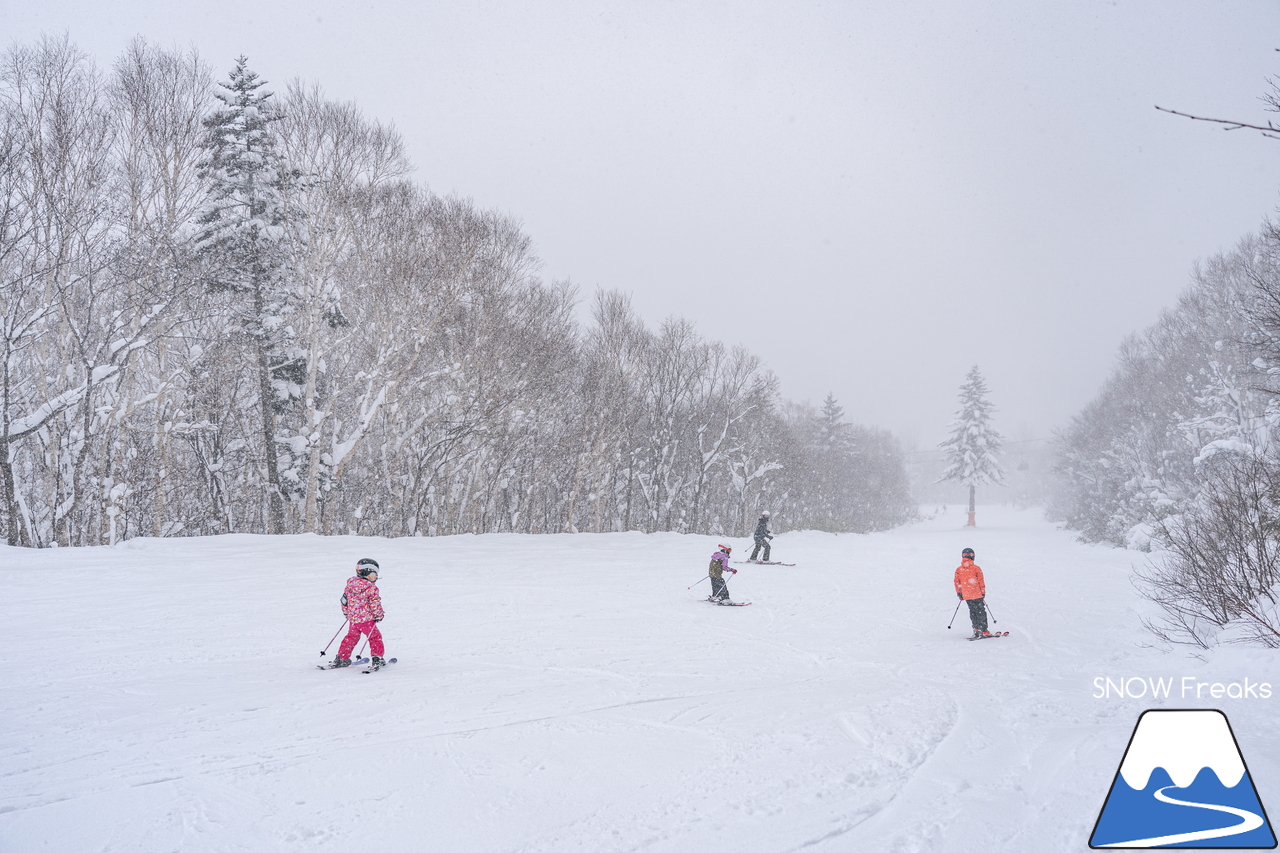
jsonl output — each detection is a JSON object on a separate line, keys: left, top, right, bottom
{"left": 1155, "top": 105, "right": 1280, "bottom": 140}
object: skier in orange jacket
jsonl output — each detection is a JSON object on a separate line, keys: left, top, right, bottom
{"left": 953, "top": 547, "right": 990, "bottom": 638}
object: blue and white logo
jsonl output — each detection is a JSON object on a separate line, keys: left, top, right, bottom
{"left": 1090, "top": 709, "right": 1276, "bottom": 848}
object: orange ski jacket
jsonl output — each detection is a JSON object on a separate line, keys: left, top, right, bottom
{"left": 954, "top": 559, "right": 986, "bottom": 600}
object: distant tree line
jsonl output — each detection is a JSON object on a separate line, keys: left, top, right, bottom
{"left": 0, "top": 36, "right": 915, "bottom": 548}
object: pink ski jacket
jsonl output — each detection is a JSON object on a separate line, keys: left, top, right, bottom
{"left": 341, "top": 576, "right": 385, "bottom": 623}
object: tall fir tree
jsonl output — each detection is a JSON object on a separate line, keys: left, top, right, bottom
{"left": 807, "top": 393, "right": 854, "bottom": 530}
{"left": 938, "top": 365, "right": 1004, "bottom": 526}
{"left": 815, "top": 393, "right": 853, "bottom": 453}
{"left": 195, "top": 56, "right": 304, "bottom": 533}
{"left": 797, "top": 393, "right": 912, "bottom": 533}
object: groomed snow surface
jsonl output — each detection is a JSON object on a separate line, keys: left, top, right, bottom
{"left": 3, "top": 506, "right": 1277, "bottom": 852}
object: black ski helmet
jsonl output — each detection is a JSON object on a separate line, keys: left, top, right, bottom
{"left": 961, "top": 548, "right": 975, "bottom": 558}
{"left": 356, "top": 557, "right": 380, "bottom": 578}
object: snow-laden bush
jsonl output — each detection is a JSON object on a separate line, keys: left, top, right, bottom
{"left": 1138, "top": 450, "right": 1280, "bottom": 648}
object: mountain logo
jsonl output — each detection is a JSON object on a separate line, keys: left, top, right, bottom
{"left": 1090, "top": 709, "right": 1276, "bottom": 848}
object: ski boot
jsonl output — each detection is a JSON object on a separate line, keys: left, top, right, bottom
{"left": 369, "top": 655, "right": 386, "bottom": 671}
{"left": 326, "top": 657, "right": 352, "bottom": 668}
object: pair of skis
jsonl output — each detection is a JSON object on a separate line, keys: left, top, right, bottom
{"left": 705, "top": 596, "right": 752, "bottom": 607}
{"left": 317, "top": 656, "right": 399, "bottom": 673}
{"left": 966, "top": 632, "right": 1009, "bottom": 641}
{"left": 732, "top": 560, "right": 796, "bottom": 566}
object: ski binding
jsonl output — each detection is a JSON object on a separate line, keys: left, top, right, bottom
{"left": 317, "top": 656, "right": 371, "bottom": 670}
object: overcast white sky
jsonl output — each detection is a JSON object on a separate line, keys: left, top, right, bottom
{"left": 7, "top": 1, "right": 1280, "bottom": 446}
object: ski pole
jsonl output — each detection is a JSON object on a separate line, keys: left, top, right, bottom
{"left": 321, "top": 620, "right": 349, "bottom": 656}
{"left": 985, "top": 600, "right": 998, "bottom": 624}
{"left": 947, "top": 600, "right": 961, "bottom": 629}
{"left": 689, "top": 568, "right": 741, "bottom": 590}
{"left": 356, "top": 637, "right": 368, "bottom": 660}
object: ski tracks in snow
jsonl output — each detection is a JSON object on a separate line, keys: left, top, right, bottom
{"left": 0, "top": 507, "right": 1204, "bottom": 852}
{"left": 504, "top": 686, "right": 960, "bottom": 853}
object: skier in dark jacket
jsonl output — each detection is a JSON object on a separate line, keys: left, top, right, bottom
{"left": 749, "top": 511, "right": 773, "bottom": 562}
{"left": 708, "top": 544, "right": 737, "bottom": 604}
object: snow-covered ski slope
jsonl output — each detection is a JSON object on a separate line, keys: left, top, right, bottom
{"left": 3, "top": 506, "right": 1277, "bottom": 852}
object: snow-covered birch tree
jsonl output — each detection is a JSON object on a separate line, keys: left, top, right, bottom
{"left": 108, "top": 38, "right": 213, "bottom": 540}
{"left": 684, "top": 343, "right": 769, "bottom": 533}
{"left": 633, "top": 318, "right": 705, "bottom": 532}
{"left": 563, "top": 289, "right": 648, "bottom": 533}
{"left": 274, "top": 81, "right": 411, "bottom": 532}
{"left": 0, "top": 37, "right": 123, "bottom": 546}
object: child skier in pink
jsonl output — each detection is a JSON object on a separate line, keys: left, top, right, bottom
{"left": 330, "top": 558, "right": 386, "bottom": 669}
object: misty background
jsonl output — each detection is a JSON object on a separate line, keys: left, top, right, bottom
{"left": 10, "top": 0, "right": 1278, "bottom": 448}
{"left": 6, "top": 1, "right": 1280, "bottom": 539}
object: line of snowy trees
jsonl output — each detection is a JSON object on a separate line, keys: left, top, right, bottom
{"left": 1050, "top": 230, "right": 1280, "bottom": 646}
{"left": 1, "top": 36, "right": 914, "bottom": 548}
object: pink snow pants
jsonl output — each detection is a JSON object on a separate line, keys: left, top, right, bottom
{"left": 338, "top": 620, "right": 384, "bottom": 658}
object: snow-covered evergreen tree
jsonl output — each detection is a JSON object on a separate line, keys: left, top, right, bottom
{"left": 815, "top": 393, "right": 852, "bottom": 454}
{"left": 938, "top": 365, "right": 1004, "bottom": 526}
{"left": 780, "top": 394, "right": 914, "bottom": 533}
{"left": 805, "top": 394, "right": 853, "bottom": 530}
{"left": 195, "top": 56, "right": 303, "bottom": 533}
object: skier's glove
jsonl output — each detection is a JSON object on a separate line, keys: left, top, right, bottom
{"left": 731, "top": 568, "right": 738, "bottom": 574}
{"left": 957, "top": 593, "right": 963, "bottom": 600}
{"left": 767, "top": 535, "right": 774, "bottom": 540}
{"left": 375, "top": 617, "right": 383, "bottom": 623}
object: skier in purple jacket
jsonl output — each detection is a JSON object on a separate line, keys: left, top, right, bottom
{"left": 708, "top": 544, "right": 737, "bottom": 604}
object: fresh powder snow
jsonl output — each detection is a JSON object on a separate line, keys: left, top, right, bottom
{"left": 3, "top": 506, "right": 1277, "bottom": 852}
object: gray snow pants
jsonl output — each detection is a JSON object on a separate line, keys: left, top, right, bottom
{"left": 966, "top": 597, "right": 988, "bottom": 633}
{"left": 710, "top": 576, "right": 730, "bottom": 602}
